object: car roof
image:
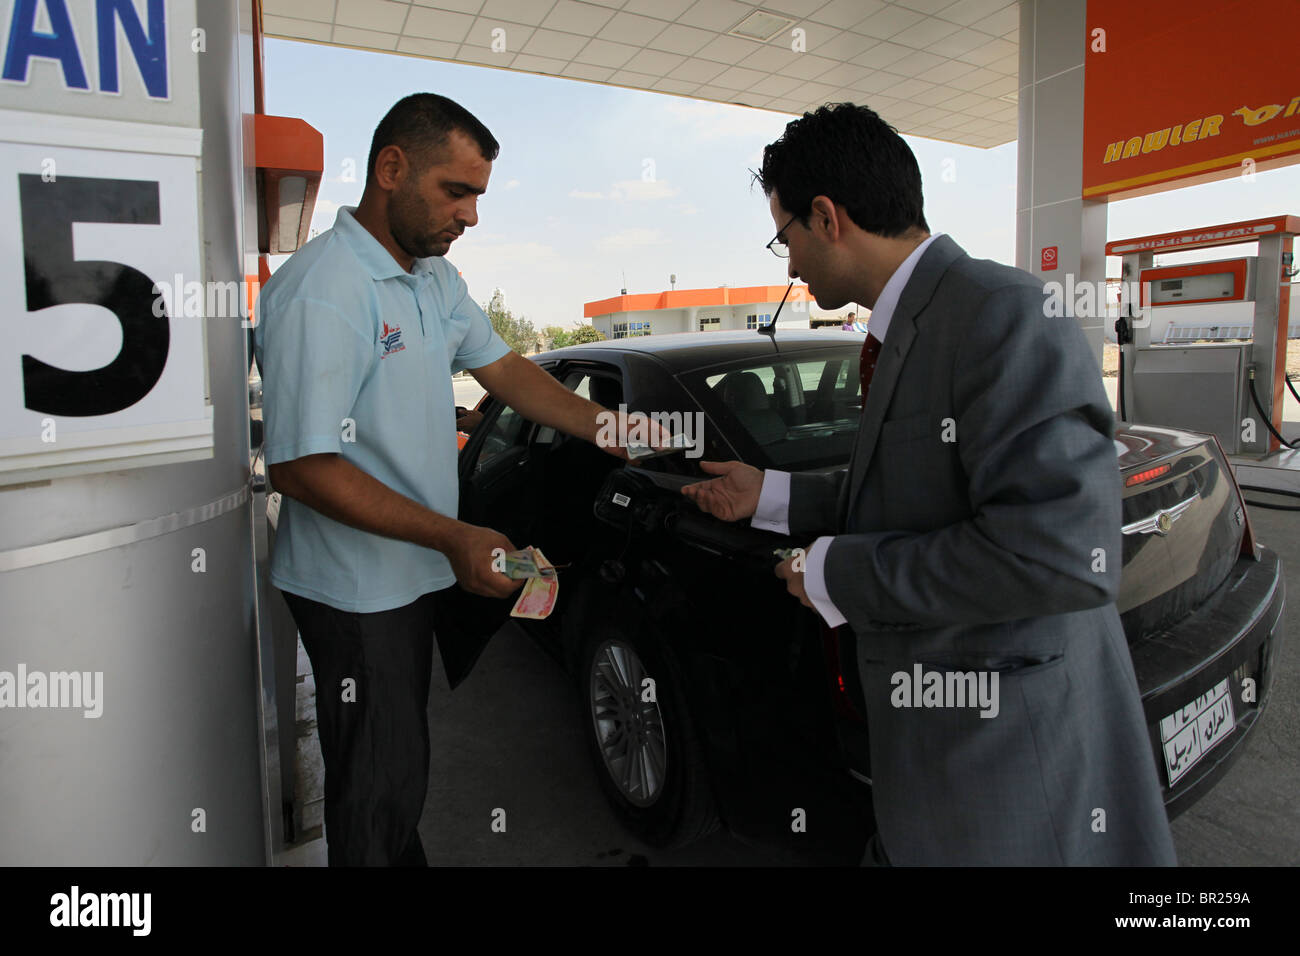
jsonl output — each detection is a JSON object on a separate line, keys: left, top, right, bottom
{"left": 538, "top": 330, "right": 866, "bottom": 373}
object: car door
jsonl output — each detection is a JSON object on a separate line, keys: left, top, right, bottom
{"left": 457, "top": 359, "right": 625, "bottom": 545}
{"left": 440, "top": 361, "right": 629, "bottom": 662}
{"left": 433, "top": 366, "right": 557, "bottom": 688}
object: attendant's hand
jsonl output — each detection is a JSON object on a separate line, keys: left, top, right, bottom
{"left": 774, "top": 557, "right": 812, "bottom": 609}
{"left": 445, "top": 524, "right": 525, "bottom": 599}
{"left": 680, "top": 460, "right": 764, "bottom": 521}
{"left": 596, "top": 409, "right": 673, "bottom": 461}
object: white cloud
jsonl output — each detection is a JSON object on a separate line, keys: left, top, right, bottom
{"left": 309, "top": 198, "right": 342, "bottom": 235}
{"left": 569, "top": 180, "right": 679, "bottom": 201}
{"left": 503, "top": 179, "right": 520, "bottom": 189}
{"left": 598, "top": 228, "right": 669, "bottom": 249}
{"left": 609, "top": 179, "right": 678, "bottom": 201}
{"left": 451, "top": 239, "right": 561, "bottom": 272}
{"left": 663, "top": 98, "right": 788, "bottom": 142}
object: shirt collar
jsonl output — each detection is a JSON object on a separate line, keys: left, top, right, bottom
{"left": 334, "top": 206, "right": 436, "bottom": 280}
{"left": 865, "top": 232, "right": 942, "bottom": 344}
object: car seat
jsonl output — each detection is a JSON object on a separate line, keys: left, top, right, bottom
{"left": 718, "top": 371, "right": 787, "bottom": 446}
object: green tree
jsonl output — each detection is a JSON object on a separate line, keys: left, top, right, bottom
{"left": 541, "top": 325, "right": 573, "bottom": 351}
{"left": 570, "top": 323, "right": 605, "bottom": 344}
{"left": 484, "top": 290, "right": 539, "bottom": 355}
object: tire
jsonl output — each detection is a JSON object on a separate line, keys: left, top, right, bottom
{"left": 578, "top": 621, "right": 719, "bottom": 849}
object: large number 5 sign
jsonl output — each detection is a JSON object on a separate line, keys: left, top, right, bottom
{"left": 19, "top": 174, "right": 170, "bottom": 416}
{"left": 0, "top": 130, "right": 210, "bottom": 483}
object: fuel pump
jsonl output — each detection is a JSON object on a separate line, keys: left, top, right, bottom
{"left": 1107, "top": 216, "right": 1299, "bottom": 497}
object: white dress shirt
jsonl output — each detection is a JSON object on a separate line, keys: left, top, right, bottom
{"left": 751, "top": 233, "right": 943, "bottom": 627}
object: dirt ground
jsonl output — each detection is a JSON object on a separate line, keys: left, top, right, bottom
{"left": 1101, "top": 340, "right": 1300, "bottom": 378}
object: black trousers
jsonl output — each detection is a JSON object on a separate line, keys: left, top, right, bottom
{"left": 282, "top": 589, "right": 438, "bottom": 866}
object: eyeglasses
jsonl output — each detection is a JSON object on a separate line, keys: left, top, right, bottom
{"left": 766, "top": 213, "right": 799, "bottom": 259}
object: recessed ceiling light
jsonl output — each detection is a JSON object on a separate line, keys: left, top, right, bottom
{"left": 731, "top": 10, "right": 795, "bottom": 42}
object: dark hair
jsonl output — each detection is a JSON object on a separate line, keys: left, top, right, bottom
{"left": 366, "top": 93, "right": 499, "bottom": 185}
{"left": 756, "top": 102, "right": 928, "bottom": 238}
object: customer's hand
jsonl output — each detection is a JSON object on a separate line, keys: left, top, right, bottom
{"left": 445, "top": 524, "right": 525, "bottom": 599}
{"left": 680, "top": 460, "right": 764, "bottom": 521}
{"left": 775, "top": 556, "right": 812, "bottom": 609}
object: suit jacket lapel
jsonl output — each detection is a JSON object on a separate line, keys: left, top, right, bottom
{"left": 843, "top": 235, "right": 967, "bottom": 518}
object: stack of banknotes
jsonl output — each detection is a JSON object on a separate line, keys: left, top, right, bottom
{"left": 504, "top": 547, "right": 559, "bottom": 620}
{"left": 626, "top": 432, "right": 694, "bottom": 460}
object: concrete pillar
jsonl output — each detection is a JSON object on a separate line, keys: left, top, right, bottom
{"left": 1016, "top": 0, "right": 1108, "bottom": 369}
{"left": 0, "top": 0, "right": 270, "bottom": 864}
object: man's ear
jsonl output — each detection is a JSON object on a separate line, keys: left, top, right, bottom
{"left": 372, "top": 144, "right": 408, "bottom": 191}
{"left": 809, "top": 195, "right": 840, "bottom": 240}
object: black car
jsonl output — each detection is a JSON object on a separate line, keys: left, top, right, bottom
{"left": 453, "top": 330, "right": 1286, "bottom": 863}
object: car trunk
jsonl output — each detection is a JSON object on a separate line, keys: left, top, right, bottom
{"left": 1115, "top": 424, "right": 1247, "bottom": 642}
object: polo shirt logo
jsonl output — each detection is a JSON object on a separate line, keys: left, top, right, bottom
{"left": 380, "top": 321, "right": 406, "bottom": 358}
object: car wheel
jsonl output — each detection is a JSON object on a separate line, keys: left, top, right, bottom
{"left": 579, "top": 622, "right": 719, "bottom": 848}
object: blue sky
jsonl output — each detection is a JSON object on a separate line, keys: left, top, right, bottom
{"left": 264, "top": 37, "right": 1300, "bottom": 329}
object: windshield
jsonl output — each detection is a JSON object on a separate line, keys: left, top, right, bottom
{"left": 683, "top": 347, "right": 862, "bottom": 471}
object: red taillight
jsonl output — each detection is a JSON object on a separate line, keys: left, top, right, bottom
{"left": 1125, "top": 463, "right": 1171, "bottom": 487}
{"left": 820, "top": 623, "right": 864, "bottom": 722}
{"left": 1208, "top": 434, "right": 1259, "bottom": 560}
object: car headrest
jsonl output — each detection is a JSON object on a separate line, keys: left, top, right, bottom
{"left": 719, "top": 371, "right": 769, "bottom": 411}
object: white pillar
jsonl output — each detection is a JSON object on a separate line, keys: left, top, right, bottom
{"left": 1016, "top": 0, "right": 1109, "bottom": 369}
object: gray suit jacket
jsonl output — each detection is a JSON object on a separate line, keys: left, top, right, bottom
{"left": 790, "top": 236, "right": 1176, "bottom": 865}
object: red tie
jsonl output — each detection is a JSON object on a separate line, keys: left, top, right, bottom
{"left": 859, "top": 333, "right": 883, "bottom": 402}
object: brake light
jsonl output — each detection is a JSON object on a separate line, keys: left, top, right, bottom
{"left": 1208, "top": 434, "right": 1259, "bottom": 560}
{"left": 1124, "top": 463, "right": 1171, "bottom": 487}
{"left": 820, "top": 623, "right": 864, "bottom": 722}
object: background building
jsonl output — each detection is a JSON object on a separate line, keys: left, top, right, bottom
{"left": 585, "top": 284, "right": 861, "bottom": 337}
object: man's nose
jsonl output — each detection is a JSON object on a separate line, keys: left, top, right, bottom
{"left": 787, "top": 261, "right": 799, "bottom": 281}
{"left": 459, "top": 198, "right": 479, "bottom": 229}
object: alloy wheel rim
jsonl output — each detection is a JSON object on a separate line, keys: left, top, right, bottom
{"left": 590, "top": 639, "right": 668, "bottom": 807}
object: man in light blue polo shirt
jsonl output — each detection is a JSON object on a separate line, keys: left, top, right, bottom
{"left": 255, "top": 94, "right": 643, "bottom": 866}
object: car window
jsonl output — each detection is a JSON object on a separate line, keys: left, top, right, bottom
{"left": 799, "top": 363, "right": 825, "bottom": 392}
{"left": 476, "top": 405, "right": 529, "bottom": 467}
{"left": 534, "top": 367, "right": 624, "bottom": 446}
{"left": 689, "top": 350, "right": 862, "bottom": 470}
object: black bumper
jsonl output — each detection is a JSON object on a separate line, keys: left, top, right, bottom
{"left": 1128, "top": 547, "right": 1286, "bottom": 818}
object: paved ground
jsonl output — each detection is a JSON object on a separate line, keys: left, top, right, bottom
{"left": 1168, "top": 500, "right": 1299, "bottom": 865}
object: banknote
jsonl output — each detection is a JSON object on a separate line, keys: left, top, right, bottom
{"left": 510, "top": 548, "right": 558, "bottom": 619}
{"left": 502, "top": 547, "right": 556, "bottom": 579}
{"left": 626, "top": 432, "right": 695, "bottom": 460}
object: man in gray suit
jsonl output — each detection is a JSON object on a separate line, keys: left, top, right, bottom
{"left": 683, "top": 104, "right": 1176, "bottom": 866}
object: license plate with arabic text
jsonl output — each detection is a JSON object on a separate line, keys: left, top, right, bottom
{"left": 1160, "top": 678, "right": 1236, "bottom": 787}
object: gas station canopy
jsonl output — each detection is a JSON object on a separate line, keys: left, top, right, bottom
{"left": 260, "top": 0, "right": 1022, "bottom": 148}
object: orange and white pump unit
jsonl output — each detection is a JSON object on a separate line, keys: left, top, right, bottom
{"left": 1107, "top": 216, "right": 1297, "bottom": 471}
